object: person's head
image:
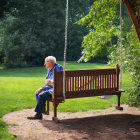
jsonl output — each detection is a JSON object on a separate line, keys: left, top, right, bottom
{"left": 44, "top": 56, "right": 56, "bottom": 69}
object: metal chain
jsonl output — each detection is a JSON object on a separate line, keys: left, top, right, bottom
{"left": 120, "top": 0, "right": 123, "bottom": 90}
{"left": 63, "top": 0, "right": 69, "bottom": 102}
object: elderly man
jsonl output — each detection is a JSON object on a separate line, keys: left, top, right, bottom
{"left": 27, "top": 56, "right": 63, "bottom": 120}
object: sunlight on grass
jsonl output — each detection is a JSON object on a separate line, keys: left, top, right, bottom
{"left": 0, "top": 62, "right": 130, "bottom": 114}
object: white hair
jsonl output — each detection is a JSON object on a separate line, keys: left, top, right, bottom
{"left": 46, "top": 56, "right": 56, "bottom": 64}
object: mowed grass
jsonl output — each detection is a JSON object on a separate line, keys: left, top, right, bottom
{"left": 0, "top": 62, "right": 132, "bottom": 139}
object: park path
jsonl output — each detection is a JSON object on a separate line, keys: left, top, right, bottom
{"left": 3, "top": 104, "right": 140, "bottom": 140}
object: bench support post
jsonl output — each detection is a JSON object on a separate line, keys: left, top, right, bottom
{"left": 52, "top": 102, "right": 60, "bottom": 122}
{"left": 46, "top": 100, "right": 50, "bottom": 115}
{"left": 116, "top": 94, "right": 123, "bottom": 110}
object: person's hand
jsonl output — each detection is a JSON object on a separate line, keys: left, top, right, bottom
{"left": 45, "top": 79, "right": 53, "bottom": 86}
{"left": 36, "top": 88, "right": 43, "bottom": 94}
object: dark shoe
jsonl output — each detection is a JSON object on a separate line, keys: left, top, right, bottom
{"left": 27, "top": 113, "right": 42, "bottom": 120}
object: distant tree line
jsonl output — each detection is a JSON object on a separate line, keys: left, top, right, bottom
{"left": 0, "top": 0, "right": 94, "bottom": 68}
{"left": 0, "top": 0, "right": 136, "bottom": 68}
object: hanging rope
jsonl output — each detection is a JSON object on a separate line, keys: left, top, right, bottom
{"left": 63, "top": 0, "right": 69, "bottom": 102}
{"left": 120, "top": 0, "right": 123, "bottom": 90}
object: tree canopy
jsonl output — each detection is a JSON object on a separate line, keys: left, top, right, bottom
{"left": 0, "top": 0, "right": 92, "bottom": 67}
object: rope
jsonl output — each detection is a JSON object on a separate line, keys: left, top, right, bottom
{"left": 120, "top": 0, "right": 123, "bottom": 90}
{"left": 63, "top": 0, "right": 69, "bottom": 102}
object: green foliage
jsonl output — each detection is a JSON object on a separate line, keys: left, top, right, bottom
{"left": 123, "top": 29, "right": 140, "bottom": 106}
{"left": 0, "top": 0, "right": 92, "bottom": 68}
{"left": 108, "top": 26, "right": 140, "bottom": 107}
{"left": 0, "top": 17, "right": 6, "bottom": 64}
{"left": 0, "top": 0, "right": 10, "bottom": 18}
{"left": 76, "top": 0, "right": 120, "bottom": 62}
{"left": 2, "top": 0, "right": 65, "bottom": 67}
{"left": 76, "top": 0, "right": 140, "bottom": 106}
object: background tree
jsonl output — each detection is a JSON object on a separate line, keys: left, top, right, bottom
{"left": 76, "top": 0, "right": 140, "bottom": 106}
{"left": 0, "top": 0, "right": 92, "bottom": 67}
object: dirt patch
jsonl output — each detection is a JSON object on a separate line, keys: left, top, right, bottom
{"left": 3, "top": 104, "right": 140, "bottom": 140}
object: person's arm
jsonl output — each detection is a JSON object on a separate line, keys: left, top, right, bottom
{"left": 45, "top": 79, "right": 53, "bottom": 86}
{"left": 36, "top": 88, "right": 43, "bottom": 94}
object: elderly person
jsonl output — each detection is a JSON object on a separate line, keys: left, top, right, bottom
{"left": 27, "top": 56, "right": 63, "bottom": 120}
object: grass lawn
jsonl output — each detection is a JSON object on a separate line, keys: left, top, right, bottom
{"left": 0, "top": 62, "right": 132, "bottom": 139}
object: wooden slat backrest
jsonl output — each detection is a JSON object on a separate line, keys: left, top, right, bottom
{"left": 53, "top": 65, "right": 120, "bottom": 100}
{"left": 66, "top": 71, "right": 116, "bottom": 91}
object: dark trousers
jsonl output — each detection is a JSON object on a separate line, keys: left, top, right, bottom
{"left": 35, "top": 91, "right": 52, "bottom": 114}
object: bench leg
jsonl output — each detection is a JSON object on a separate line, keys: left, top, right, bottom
{"left": 116, "top": 95, "right": 123, "bottom": 110}
{"left": 52, "top": 102, "right": 60, "bottom": 123}
{"left": 46, "top": 100, "right": 49, "bottom": 115}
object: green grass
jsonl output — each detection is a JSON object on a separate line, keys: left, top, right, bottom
{"left": 0, "top": 62, "right": 132, "bottom": 139}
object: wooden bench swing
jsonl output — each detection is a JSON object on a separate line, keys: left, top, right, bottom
{"left": 46, "top": 64, "right": 125, "bottom": 120}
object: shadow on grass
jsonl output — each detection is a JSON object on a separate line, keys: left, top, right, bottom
{"left": 40, "top": 114, "right": 140, "bottom": 140}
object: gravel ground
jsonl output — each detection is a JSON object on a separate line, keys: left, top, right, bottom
{"left": 3, "top": 104, "right": 140, "bottom": 140}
